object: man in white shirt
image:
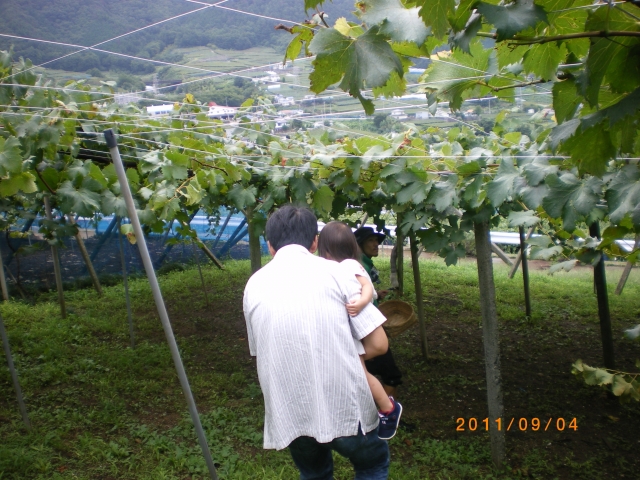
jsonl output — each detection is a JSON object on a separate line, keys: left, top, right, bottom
{"left": 243, "top": 205, "right": 391, "bottom": 478}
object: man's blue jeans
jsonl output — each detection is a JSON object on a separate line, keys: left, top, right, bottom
{"left": 288, "top": 426, "right": 390, "bottom": 479}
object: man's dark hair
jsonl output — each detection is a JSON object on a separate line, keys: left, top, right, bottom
{"left": 266, "top": 205, "right": 318, "bottom": 251}
{"left": 318, "top": 221, "right": 361, "bottom": 262}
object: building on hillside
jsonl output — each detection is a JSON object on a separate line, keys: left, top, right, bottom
{"left": 207, "top": 103, "right": 237, "bottom": 119}
{"left": 390, "top": 109, "right": 408, "bottom": 120}
{"left": 415, "top": 111, "right": 432, "bottom": 119}
{"left": 273, "top": 95, "right": 296, "bottom": 106}
{"left": 146, "top": 104, "right": 175, "bottom": 116}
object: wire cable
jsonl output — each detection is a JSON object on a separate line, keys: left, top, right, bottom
{"left": 0, "top": 0, "right": 230, "bottom": 82}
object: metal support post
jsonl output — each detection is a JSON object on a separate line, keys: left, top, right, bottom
{"left": 104, "top": 129, "right": 218, "bottom": 480}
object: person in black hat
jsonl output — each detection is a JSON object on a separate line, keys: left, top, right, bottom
{"left": 354, "top": 226, "right": 404, "bottom": 399}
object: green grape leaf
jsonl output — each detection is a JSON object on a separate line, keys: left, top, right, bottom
{"left": 522, "top": 42, "right": 566, "bottom": 81}
{"left": 0, "top": 172, "right": 37, "bottom": 196}
{"left": 606, "top": 165, "right": 640, "bottom": 226}
{"left": 304, "top": 0, "right": 325, "bottom": 10}
{"left": 600, "top": 225, "right": 630, "bottom": 250}
{"left": 612, "top": 375, "right": 634, "bottom": 397}
{"left": 290, "top": 175, "right": 316, "bottom": 201}
{"left": 372, "top": 70, "right": 407, "bottom": 99}
{"left": 417, "top": 228, "right": 448, "bottom": 251}
{"left": 543, "top": 174, "right": 602, "bottom": 231}
{"left": 507, "top": 210, "right": 540, "bottom": 228}
{"left": 101, "top": 190, "right": 128, "bottom": 217}
{"left": 427, "top": 176, "right": 458, "bottom": 212}
{"left": 396, "top": 181, "right": 431, "bottom": 205}
{"left": 227, "top": 184, "right": 257, "bottom": 211}
{"left": 476, "top": 0, "right": 547, "bottom": 41}
{"left": 522, "top": 157, "right": 558, "bottom": 186}
{"left": 419, "top": 41, "right": 491, "bottom": 110}
{"left": 57, "top": 180, "right": 102, "bottom": 217}
{"left": 126, "top": 168, "right": 140, "bottom": 187}
{"left": 450, "top": 13, "right": 482, "bottom": 54}
{"left": 486, "top": 157, "right": 520, "bottom": 207}
{"left": 444, "top": 244, "right": 467, "bottom": 266}
{"left": 521, "top": 184, "right": 549, "bottom": 209}
{"left": 311, "top": 185, "right": 334, "bottom": 216}
{"left": 561, "top": 126, "right": 616, "bottom": 177}
{"left": 548, "top": 259, "right": 578, "bottom": 274}
{"left": 416, "top": 0, "right": 456, "bottom": 39}
{"left": 552, "top": 78, "right": 581, "bottom": 123}
{"left": 0, "top": 136, "right": 23, "bottom": 175}
{"left": 284, "top": 25, "right": 315, "bottom": 61}
{"left": 530, "top": 244, "right": 562, "bottom": 260}
{"left": 360, "top": 0, "right": 430, "bottom": 44}
{"left": 548, "top": 118, "right": 580, "bottom": 150}
{"left": 159, "top": 197, "right": 181, "bottom": 221}
{"left": 456, "top": 161, "right": 482, "bottom": 176}
{"left": 309, "top": 27, "right": 403, "bottom": 114}
{"left": 449, "top": 0, "right": 478, "bottom": 32}
{"left": 184, "top": 178, "right": 205, "bottom": 206}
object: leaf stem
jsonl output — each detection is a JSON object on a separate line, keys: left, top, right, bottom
{"left": 477, "top": 78, "right": 549, "bottom": 92}
{"left": 476, "top": 30, "right": 640, "bottom": 44}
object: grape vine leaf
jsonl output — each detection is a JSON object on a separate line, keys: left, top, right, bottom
{"left": 57, "top": 180, "right": 103, "bottom": 217}
{"left": 486, "top": 157, "right": 520, "bottom": 207}
{"left": 311, "top": 184, "right": 334, "bottom": 216}
{"left": 548, "top": 259, "right": 578, "bottom": 274}
{"left": 309, "top": 26, "right": 403, "bottom": 114}
{"left": 522, "top": 42, "right": 566, "bottom": 81}
{"left": 508, "top": 210, "right": 540, "bottom": 228}
{"left": 0, "top": 172, "right": 37, "bottom": 196}
{"left": 284, "top": 25, "right": 315, "bottom": 62}
{"left": 552, "top": 78, "right": 581, "bottom": 123}
{"left": 419, "top": 41, "right": 491, "bottom": 110}
{"left": 0, "top": 136, "right": 23, "bottom": 175}
{"left": 227, "top": 184, "right": 256, "bottom": 211}
{"left": 476, "top": 0, "right": 547, "bottom": 41}
{"left": 561, "top": 126, "right": 616, "bottom": 177}
{"left": 606, "top": 165, "right": 640, "bottom": 226}
{"left": 449, "top": 0, "right": 477, "bottom": 32}
{"left": 542, "top": 174, "right": 601, "bottom": 231}
{"left": 450, "top": 13, "right": 482, "bottom": 54}
{"left": 416, "top": 0, "right": 455, "bottom": 39}
{"left": 360, "top": 0, "right": 430, "bottom": 45}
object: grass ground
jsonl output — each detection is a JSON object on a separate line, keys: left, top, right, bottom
{"left": 1, "top": 255, "right": 639, "bottom": 479}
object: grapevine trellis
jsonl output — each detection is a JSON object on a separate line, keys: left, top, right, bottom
{"left": 1, "top": 0, "right": 640, "bottom": 473}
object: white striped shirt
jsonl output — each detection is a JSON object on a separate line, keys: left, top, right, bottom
{"left": 243, "top": 244, "right": 387, "bottom": 450}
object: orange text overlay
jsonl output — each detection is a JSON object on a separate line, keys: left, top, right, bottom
{"left": 456, "top": 417, "right": 578, "bottom": 432}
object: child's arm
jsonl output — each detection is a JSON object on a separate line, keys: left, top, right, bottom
{"left": 346, "top": 275, "right": 374, "bottom": 317}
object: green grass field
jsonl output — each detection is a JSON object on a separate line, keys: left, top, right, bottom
{"left": 1, "top": 256, "right": 639, "bottom": 479}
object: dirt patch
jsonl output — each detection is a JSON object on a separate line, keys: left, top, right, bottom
{"left": 389, "top": 295, "right": 640, "bottom": 478}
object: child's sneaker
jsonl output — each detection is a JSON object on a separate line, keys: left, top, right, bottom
{"left": 378, "top": 397, "right": 402, "bottom": 440}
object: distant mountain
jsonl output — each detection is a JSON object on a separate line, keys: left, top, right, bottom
{"left": 0, "top": 0, "right": 357, "bottom": 74}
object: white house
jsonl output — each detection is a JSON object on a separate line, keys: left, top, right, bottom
{"left": 207, "top": 105, "right": 237, "bottom": 118}
{"left": 146, "top": 104, "right": 175, "bottom": 116}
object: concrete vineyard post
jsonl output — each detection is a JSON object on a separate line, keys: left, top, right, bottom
{"left": 410, "top": 233, "right": 428, "bottom": 359}
{"left": 589, "top": 222, "right": 615, "bottom": 370}
{"left": 474, "top": 220, "right": 506, "bottom": 467}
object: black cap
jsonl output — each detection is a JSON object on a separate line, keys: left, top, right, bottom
{"left": 354, "top": 226, "right": 386, "bottom": 245}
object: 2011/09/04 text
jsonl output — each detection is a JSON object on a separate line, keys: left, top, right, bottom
{"left": 456, "top": 417, "right": 578, "bottom": 432}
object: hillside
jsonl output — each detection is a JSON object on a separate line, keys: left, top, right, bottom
{"left": 0, "top": 0, "right": 356, "bottom": 74}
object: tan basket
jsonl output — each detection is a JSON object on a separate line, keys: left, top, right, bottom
{"left": 378, "top": 300, "right": 417, "bottom": 338}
